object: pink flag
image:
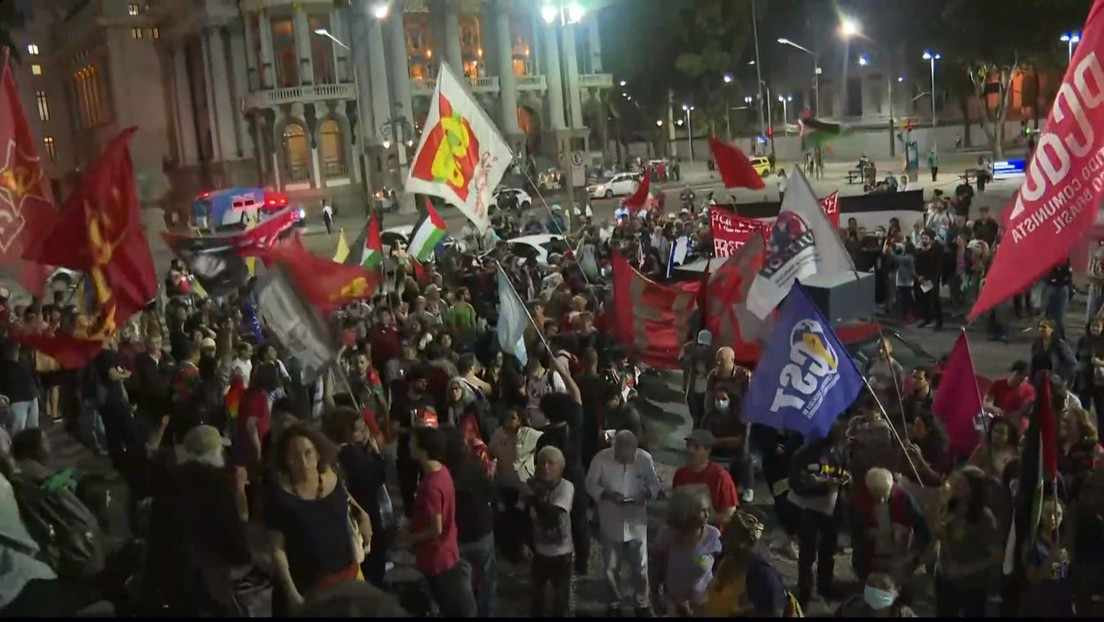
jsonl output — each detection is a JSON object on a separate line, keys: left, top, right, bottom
{"left": 969, "top": 0, "right": 1104, "bottom": 321}
{"left": 932, "top": 330, "right": 983, "bottom": 458}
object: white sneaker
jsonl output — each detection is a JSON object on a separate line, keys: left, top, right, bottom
{"left": 740, "top": 489, "right": 754, "bottom": 504}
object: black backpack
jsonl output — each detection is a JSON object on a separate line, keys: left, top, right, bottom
{"left": 11, "top": 474, "right": 108, "bottom": 579}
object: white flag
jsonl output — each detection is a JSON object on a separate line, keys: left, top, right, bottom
{"left": 746, "top": 166, "right": 852, "bottom": 319}
{"left": 496, "top": 269, "right": 529, "bottom": 365}
{"left": 405, "top": 62, "right": 512, "bottom": 233}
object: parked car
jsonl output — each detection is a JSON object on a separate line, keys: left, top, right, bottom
{"left": 587, "top": 172, "right": 641, "bottom": 199}
{"left": 493, "top": 187, "right": 532, "bottom": 212}
{"left": 501, "top": 234, "right": 570, "bottom": 266}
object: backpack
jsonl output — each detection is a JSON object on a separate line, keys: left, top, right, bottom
{"left": 11, "top": 474, "right": 107, "bottom": 579}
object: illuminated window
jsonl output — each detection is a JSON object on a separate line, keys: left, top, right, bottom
{"left": 30, "top": 64, "right": 42, "bottom": 75}
{"left": 26, "top": 44, "right": 39, "bottom": 56}
{"left": 42, "top": 137, "right": 56, "bottom": 162}
{"left": 128, "top": 3, "right": 140, "bottom": 16}
{"left": 35, "top": 90, "right": 49, "bottom": 121}
{"left": 283, "top": 123, "right": 309, "bottom": 180}
{"left": 319, "top": 119, "right": 345, "bottom": 175}
{"left": 151, "top": 28, "right": 159, "bottom": 39}
{"left": 271, "top": 17, "right": 298, "bottom": 87}
{"left": 131, "top": 28, "right": 143, "bottom": 39}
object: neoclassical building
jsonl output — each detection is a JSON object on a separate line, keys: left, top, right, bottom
{"left": 15, "top": 0, "right": 614, "bottom": 205}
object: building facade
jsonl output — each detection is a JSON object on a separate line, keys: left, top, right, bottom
{"left": 14, "top": 0, "right": 614, "bottom": 207}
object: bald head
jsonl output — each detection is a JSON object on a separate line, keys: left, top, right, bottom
{"left": 716, "top": 347, "right": 735, "bottom": 371}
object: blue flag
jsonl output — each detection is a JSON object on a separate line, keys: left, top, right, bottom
{"left": 496, "top": 269, "right": 529, "bottom": 365}
{"left": 742, "top": 283, "right": 864, "bottom": 439}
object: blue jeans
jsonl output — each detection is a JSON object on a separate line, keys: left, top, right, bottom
{"left": 1044, "top": 284, "right": 1070, "bottom": 328}
{"left": 10, "top": 398, "right": 39, "bottom": 433}
{"left": 459, "top": 533, "right": 497, "bottom": 617}
{"left": 80, "top": 399, "right": 106, "bottom": 453}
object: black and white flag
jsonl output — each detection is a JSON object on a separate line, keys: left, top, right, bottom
{"left": 255, "top": 263, "right": 338, "bottom": 381}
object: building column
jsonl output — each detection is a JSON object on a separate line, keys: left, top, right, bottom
{"left": 443, "top": 0, "right": 463, "bottom": 74}
{"left": 243, "top": 13, "right": 259, "bottom": 92}
{"left": 587, "top": 17, "right": 602, "bottom": 73}
{"left": 204, "top": 27, "right": 239, "bottom": 163}
{"left": 542, "top": 22, "right": 566, "bottom": 131}
{"left": 311, "top": 144, "right": 322, "bottom": 188}
{"left": 227, "top": 26, "right": 254, "bottom": 161}
{"left": 388, "top": 12, "right": 413, "bottom": 130}
{"left": 331, "top": 8, "right": 350, "bottom": 83}
{"left": 561, "top": 23, "right": 584, "bottom": 130}
{"left": 172, "top": 48, "right": 199, "bottom": 165}
{"left": 258, "top": 10, "right": 275, "bottom": 88}
{"left": 367, "top": 17, "right": 390, "bottom": 145}
{"left": 348, "top": 9, "right": 375, "bottom": 193}
{"left": 494, "top": 4, "right": 522, "bottom": 149}
{"left": 294, "top": 8, "right": 313, "bottom": 84}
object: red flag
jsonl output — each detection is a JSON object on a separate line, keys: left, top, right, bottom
{"left": 0, "top": 48, "right": 56, "bottom": 296}
{"left": 819, "top": 191, "right": 840, "bottom": 228}
{"left": 969, "top": 0, "right": 1104, "bottom": 321}
{"left": 14, "top": 330, "right": 106, "bottom": 369}
{"left": 622, "top": 168, "right": 651, "bottom": 214}
{"left": 704, "top": 235, "right": 768, "bottom": 364}
{"left": 24, "top": 128, "right": 155, "bottom": 352}
{"left": 708, "top": 137, "right": 767, "bottom": 190}
{"left": 411, "top": 257, "right": 429, "bottom": 283}
{"left": 709, "top": 207, "right": 770, "bottom": 257}
{"left": 1038, "top": 375, "right": 1059, "bottom": 481}
{"left": 268, "top": 240, "right": 380, "bottom": 313}
{"left": 611, "top": 251, "right": 699, "bottom": 369}
{"left": 931, "top": 330, "right": 984, "bottom": 459}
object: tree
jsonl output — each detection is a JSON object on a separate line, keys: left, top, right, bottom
{"left": 0, "top": 1, "right": 26, "bottom": 62}
{"left": 936, "top": 0, "right": 1093, "bottom": 157}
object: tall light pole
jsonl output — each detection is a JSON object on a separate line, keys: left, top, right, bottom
{"left": 542, "top": 0, "right": 586, "bottom": 219}
{"left": 841, "top": 20, "right": 900, "bottom": 156}
{"left": 777, "top": 95, "right": 792, "bottom": 132}
{"left": 923, "top": 50, "right": 942, "bottom": 128}
{"left": 777, "top": 37, "right": 820, "bottom": 114}
{"left": 749, "top": 0, "right": 768, "bottom": 149}
{"left": 1061, "top": 32, "right": 1081, "bottom": 63}
{"left": 682, "top": 103, "right": 695, "bottom": 161}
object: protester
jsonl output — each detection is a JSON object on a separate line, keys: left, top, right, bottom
{"left": 526, "top": 445, "right": 575, "bottom": 617}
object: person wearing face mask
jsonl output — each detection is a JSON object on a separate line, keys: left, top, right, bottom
{"left": 835, "top": 572, "right": 915, "bottom": 617}
{"left": 913, "top": 230, "right": 944, "bottom": 331}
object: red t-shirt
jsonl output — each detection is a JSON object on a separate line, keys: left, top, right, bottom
{"left": 673, "top": 462, "right": 740, "bottom": 518}
{"left": 368, "top": 327, "right": 401, "bottom": 371}
{"left": 412, "top": 466, "right": 460, "bottom": 577}
{"left": 987, "top": 379, "right": 1035, "bottom": 419}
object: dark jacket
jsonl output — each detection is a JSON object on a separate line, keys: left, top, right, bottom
{"left": 914, "top": 244, "right": 944, "bottom": 282}
{"left": 789, "top": 437, "right": 847, "bottom": 498}
{"left": 1031, "top": 338, "right": 1078, "bottom": 384}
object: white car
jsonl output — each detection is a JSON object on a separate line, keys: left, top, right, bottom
{"left": 493, "top": 187, "right": 532, "bottom": 211}
{"left": 588, "top": 172, "right": 641, "bottom": 199}
{"left": 502, "top": 234, "right": 570, "bottom": 266}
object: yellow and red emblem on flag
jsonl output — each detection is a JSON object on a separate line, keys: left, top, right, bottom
{"left": 410, "top": 92, "right": 481, "bottom": 203}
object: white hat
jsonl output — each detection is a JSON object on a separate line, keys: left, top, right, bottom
{"left": 697, "top": 329, "right": 713, "bottom": 346}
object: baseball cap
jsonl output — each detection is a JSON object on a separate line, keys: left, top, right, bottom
{"left": 182, "top": 425, "right": 230, "bottom": 457}
{"left": 1010, "top": 360, "right": 1029, "bottom": 374}
{"left": 200, "top": 337, "right": 217, "bottom": 350}
{"left": 685, "top": 429, "right": 716, "bottom": 449}
{"left": 696, "top": 329, "right": 713, "bottom": 346}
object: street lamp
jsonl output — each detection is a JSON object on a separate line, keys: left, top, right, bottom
{"left": 840, "top": 18, "right": 859, "bottom": 38}
{"left": 777, "top": 37, "right": 821, "bottom": 114}
{"left": 723, "top": 73, "right": 734, "bottom": 84}
{"left": 922, "top": 50, "right": 942, "bottom": 128}
{"left": 619, "top": 79, "right": 627, "bottom": 87}
{"left": 858, "top": 54, "right": 869, "bottom": 66}
{"left": 371, "top": 1, "right": 390, "bottom": 19}
{"left": 778, "top": 95, "right": 792, "bottom": 132}
{"left": 682, "top": 104, "right": 695, "bottom": 161}
{"left": 1061, "top": 32, "right": 1081, "bottom": 63}
{"left": 656, "top": 119, "right": 663, "bottom": 127}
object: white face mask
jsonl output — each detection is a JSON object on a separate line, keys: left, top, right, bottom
{"left": 863, "top": 586, "right": 897, "bottom": 610}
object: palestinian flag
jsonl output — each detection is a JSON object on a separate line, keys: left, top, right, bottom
{"left": 409, "top": 198, "right": 447, "bottom": 262}
{"left": 346, "top": 211, "right": 383, "bottom": 270}
{"left": 799, "top": 116, "right": 848, "bottom": 149}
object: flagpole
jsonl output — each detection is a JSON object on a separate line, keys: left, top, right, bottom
{"left": 515, "top": 168, "right": 593, "bottom": 286}
{"left": 861, "top": 374, "right": 925, "bottom": 485}
{"left": 960, "top": 326, "right": 990, "bottom": 451}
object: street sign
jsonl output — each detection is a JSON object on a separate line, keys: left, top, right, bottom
{"left": 570, "top": 151, "right": 585, "bottom": 188}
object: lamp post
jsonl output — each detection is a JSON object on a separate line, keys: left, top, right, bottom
{"left": 777, "top": 95, "right": 792, "bottom": 133}
{"left": 314, "top": 28, "right": 365, "bottom": 191}
{"left": 777, "top": 37, "right": 820, "bottom": 114}
{"left": 1061, "top": 32, "right": 1081, "bottom": 63}
{"left": 749, "top": 0, "right": 767, "bottom": 144}
{"left": 840, "top": 20, "right": 900, "bottom": 156}
{"left": 922, "top": 50, "right": 941, "bottom": 128}
{"left": 682, "top": 104, "right": 695, "bottom": 161}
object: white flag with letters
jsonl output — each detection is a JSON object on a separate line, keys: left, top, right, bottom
{"left": 746, "top": 166, "right": 852, "bottom": 319}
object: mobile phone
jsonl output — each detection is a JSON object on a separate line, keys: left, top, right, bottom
{"left": 621, "top": 497, "right": 635, "bottom": 504}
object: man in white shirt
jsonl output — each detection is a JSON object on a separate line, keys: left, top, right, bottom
{"left": 228, "top": 342, "right": 253, "bottom": 387}
{"left": 585, "top": 430, "right": 662, "bottom": 617}
{"left": 321, "top": 200, "right": 334, "bottom": 234}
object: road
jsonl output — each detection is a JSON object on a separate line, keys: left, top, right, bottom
{"left": 37, "top": 151, "right": 1054, "bottom": 616}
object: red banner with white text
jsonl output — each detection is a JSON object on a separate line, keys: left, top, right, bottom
{"left": 969, "top": 0, "right": 1104, "bottom": 320}
{"left": 710, "top": 208, "right": 770, "bottom": 257}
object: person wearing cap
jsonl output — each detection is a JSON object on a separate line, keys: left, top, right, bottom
{"left": 142, "top": 425, "right": 250, "bottom": 615}
{"left": 672, "top": 429, "right": 739, "bottom": 530}
{"left": 679, "top": 329, "right": 715, "bottom": 429}
{"left": 984, "top": 360, "right": 1037, "bottom": 431}
{"left": 585, "top": 430, "right": 662, "bottom": 617}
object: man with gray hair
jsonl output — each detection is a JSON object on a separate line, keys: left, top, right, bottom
{"left": 526, "top": 445, "right": 576, "bottom": 617}
{"left": 585, "top": 430, "right": 663, "bottom": 617}
{"left": 849, "top": 467, "right": 930, "bottom": 584}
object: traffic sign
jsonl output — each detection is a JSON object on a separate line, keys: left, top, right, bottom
{"left": 570, "top": 151, "right": 585, "bottom": 188}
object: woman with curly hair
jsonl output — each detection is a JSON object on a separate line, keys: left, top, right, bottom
{"left": 701, "top": 511, "right": 793, "bottom": 617}
{"left": 264, "top": 424, "right": 372, "bottom": 614}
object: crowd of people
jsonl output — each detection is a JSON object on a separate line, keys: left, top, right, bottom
{"left": 0, "top": 158, "right": 1101, "bottom": 620}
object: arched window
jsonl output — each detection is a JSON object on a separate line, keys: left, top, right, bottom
{"left": 319, "top": 119, "right": 345, "bottom": 176}
{"left": 283, "top": 123, "right": 309, "bottom": 181}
